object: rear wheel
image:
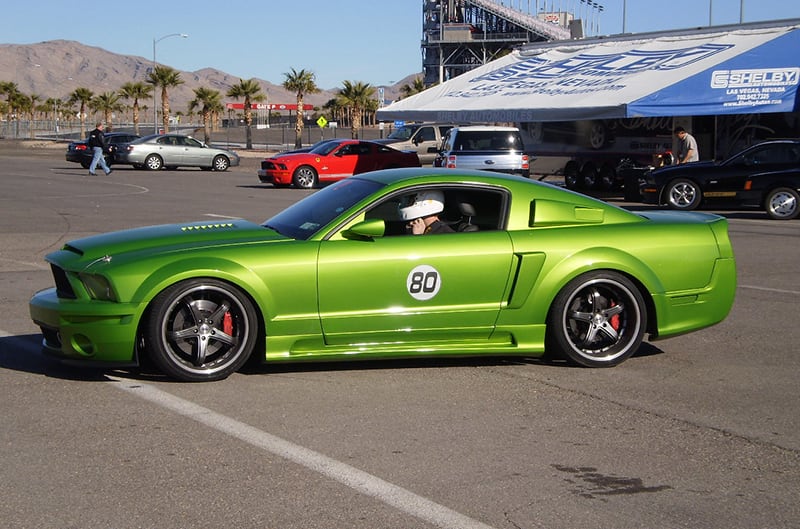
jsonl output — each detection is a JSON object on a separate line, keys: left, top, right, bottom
{"left": 547, "top": 271, "right": 645, "bottom": 367}
{"left": 143, "top": 278, "right": 258, "bottom": 382}
{"left": 665, "top": 178, "right": 701, "bottom": 210}
{"left": 564, "top": 161, "right": 581, "bottom": 190}
{"left": 292, "top": 165, "right": 318, "bottom": 189}
{"left": 598, "top": 163, "right": 617, "bottom": 190}
{"left": 581, "top": 162, "right": 598, "bottom": 189}
{"left": 765, "top": 187, "right": 800, "bottom": 220}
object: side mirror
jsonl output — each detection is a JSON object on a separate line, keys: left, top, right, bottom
{"left": 342, "top": 218, "right": 386, "bottom": 240}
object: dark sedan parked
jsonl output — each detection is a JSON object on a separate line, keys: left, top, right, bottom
{"left": 65, "top": 132, "right": 140, "bottom": 169}
{"left": 640, "top": 139, "right": 800, "bottom": 218}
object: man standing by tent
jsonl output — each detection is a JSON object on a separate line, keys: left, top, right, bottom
{"left": 674, "top": 126, "right": 699, "bottom": 164}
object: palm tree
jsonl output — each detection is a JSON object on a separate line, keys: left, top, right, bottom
{"left": 189, "top": 87, "right": 222, "bottom": 143}
{"left": 92, "top": 91, "right": 124, "bottom": 129}
{"left": 399, "top": 77, "right": 427, "bottom": 99}
{"left": 0, "top": 81, "right": 19, "bottom": 129}
{"left": 119, "top": 82, "right": 153, "bottom": 135}
{"left": 147, "top": 65, "right": 183, "bottom": 133}
{"left": 68, "top": 87, "right": 94, "bottom": 137}
{"left": 338, "top": 80, "right": 375, "bottom": 139}
{"left": 227, "top": 78, "right": 265, "bottom": 150}
{"left": 282, "top": 68, "right": 319, "bottom": 148}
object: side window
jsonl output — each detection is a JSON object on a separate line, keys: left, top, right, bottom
{"left": 362, "top": 187, "right": 508, "bottom": 236}
{"left": 417, "top": 127, "right": 436, "bottom": 142}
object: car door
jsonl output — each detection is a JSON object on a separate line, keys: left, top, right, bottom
{"left": 179, "top": 136, "right": 207, "bottom": 166}
{"left": 316, "top": 188, "right": 515, "bottom": 347}
{"left": 155, "top": 135, "right": 184, "bottom": 166}
{"left": 319, "top": 143, "right": 359, "bottom": 180}
{"left": 412, "top": 125, "right": 440, "bottom": 164}
{"left": 317, "top": 231, "right": 514, "bottom": 346}
{"left": 706, "top": 143, "right": 800, "bottom": 195}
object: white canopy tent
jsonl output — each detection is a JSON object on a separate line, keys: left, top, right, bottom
{"left": 377, "top": 21, "right": 800, "bottom": 124}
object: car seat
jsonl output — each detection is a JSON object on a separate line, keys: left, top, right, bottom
{"left": 454, "top": 202, "right": 479, "bottom": 232}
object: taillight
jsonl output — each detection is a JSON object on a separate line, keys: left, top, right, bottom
{"left": 446, "top": 155, "right": 457, "bottom": 169}
{"left": 522, "top": 154, "right": 529, "bottom": 170}
{"left": 76, "top": 144, "right": 88, "bottom": 152}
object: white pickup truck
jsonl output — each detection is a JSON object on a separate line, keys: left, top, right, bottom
{"left": 374, "top": 123, "right": 459, "bottom": 165}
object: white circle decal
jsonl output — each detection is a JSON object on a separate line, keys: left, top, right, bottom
{"left": 407, "top": 265, "right": 441, "bottom": 301}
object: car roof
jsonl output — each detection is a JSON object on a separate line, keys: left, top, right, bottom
{"left": 450, "top": 126, "right": 519, "bottom": 132}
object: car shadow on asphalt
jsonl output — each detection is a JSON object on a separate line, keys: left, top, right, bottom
{"left": 0, "top": 333, "right": 666, "bottom": 383}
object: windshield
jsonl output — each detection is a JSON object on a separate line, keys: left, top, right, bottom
{"left": 386, "top": 126, "right": 418, "bottom": 141}
{"left": 309, "top": 141, "right": 342, "bottom": 155}
{"left": 263, "top": 178, "right": 385, "bottom": 240}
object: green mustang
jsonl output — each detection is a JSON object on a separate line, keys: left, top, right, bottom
{"left": 29, "top": 168, "right": 736, "bottom": 381}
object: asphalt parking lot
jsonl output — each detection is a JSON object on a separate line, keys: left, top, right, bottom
{"left": 1, "top": 140, "right": 799, "bottom": 529}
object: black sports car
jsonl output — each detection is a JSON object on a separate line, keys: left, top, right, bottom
{"left": 640, "top": 139, "right": 800, "bottom": 219}
{"left": 65, "top": 132, "right": 140, "bottom": 169}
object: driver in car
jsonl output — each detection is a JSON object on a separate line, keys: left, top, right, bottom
{"left": 398, "top": 190, "right": 454, "bottom": 235}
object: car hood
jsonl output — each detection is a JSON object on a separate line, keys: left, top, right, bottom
{"left": 269, "top": 152, "right": 318, "bottom": 162}
{"left": 651, "top": 161, "right": 717, "bottom": 178}
{"left": 50, "top": 219, "right": 287, "bottom": 266}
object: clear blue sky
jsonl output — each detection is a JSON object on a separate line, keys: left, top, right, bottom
{"left": 2, "top": 0, "right": 799, "bottom": 89}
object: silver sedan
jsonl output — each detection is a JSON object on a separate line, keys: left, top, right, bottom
{"left": 116, "top": 134, "right": 240, "bottom": 171}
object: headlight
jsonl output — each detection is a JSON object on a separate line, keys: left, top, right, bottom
{"left": 79, "top": 273, "right": 117, "bottom": 301}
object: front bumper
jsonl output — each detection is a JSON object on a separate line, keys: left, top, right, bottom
{"left": 258, "top": 169, "right": 291, "bottom": 185}
{"left": 639, "top": 185, "right": 661, "bottom": 204}
{"left": 29, "top": 287, "right": 141, "bottom": 365}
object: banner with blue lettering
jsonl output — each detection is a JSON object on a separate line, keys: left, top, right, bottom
{"left": 628, "top": 28, "right": 800, "bottom": 116}
{"left": 376, "top": 25, "right": 800, "bottom": 123}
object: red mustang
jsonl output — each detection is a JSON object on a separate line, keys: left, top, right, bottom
{"left": 258, "top": 139, "right": 421, "bottom": 188}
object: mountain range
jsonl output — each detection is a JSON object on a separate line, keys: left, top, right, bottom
{"left": 0, "top": 40, "right": 418, "bottom": 112}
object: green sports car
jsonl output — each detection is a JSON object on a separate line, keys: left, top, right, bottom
{"left": 29, "top": 168, "right": 736, "bottom": 381}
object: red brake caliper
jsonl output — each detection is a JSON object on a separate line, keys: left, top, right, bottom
{"left": 610, "top": 301, "right": 620, "bottom": 331}
{"left": 223, "top": 311, "right": 233, "bottom": 335}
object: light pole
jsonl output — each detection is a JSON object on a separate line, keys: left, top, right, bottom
{"left": 152, "top": 33, "right": 188, "bottom": 134}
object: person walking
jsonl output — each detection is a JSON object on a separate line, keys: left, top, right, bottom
{"left": 674, "top": 126, "right": 699, "bottom": 164}
{"left": 87, "top": 122, "right": 112, "bottom": 176}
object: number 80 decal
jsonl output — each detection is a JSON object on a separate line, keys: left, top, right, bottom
{"left": 407, "top": 265, "right": 441, "bottom": 300}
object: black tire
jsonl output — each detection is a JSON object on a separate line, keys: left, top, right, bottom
{"left": 598, "top": 163, "right": 617, "bottom": 190}
{"left": 144, "top": 154, "right": 163, "bottom": 171}
{"left": 564, "top": 161, "right": 581, "bottom": 190}
{"left": 144, "top": 278, "right": 259, "bottom": 381}
{"left": 547, "top": 271, "right": 645, "bottom": 367}
{"left": 581, "top": 162, "right": 599, "bottom": 189}
{"left": 80, "top": 160, "right": 91, "bottom": 169}
{"left": 765, "top": 187, "right": 800, "bottom": 220}
{"left": 665, "top": 178, "right": 701, "bottom": 210}
{"left": 292, "top": 165, "right": 318, "bottom": 189}
{"left": 213, "top": 155, "right": 230, "bottom": 172}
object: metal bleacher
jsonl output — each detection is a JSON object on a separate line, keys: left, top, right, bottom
{"left": 422, "top": 0, "right": 574, "bottom": 86}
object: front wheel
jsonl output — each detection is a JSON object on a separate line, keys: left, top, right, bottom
{"left": 292, "top": 165, "right": 318, "bottom": 189}
{"left": 665, "top": 178, "right": 701, "bottom": 210}
{"left": 143, "top": 278, "right": 259, "bottom": 381}
{"left": 765, "top": 187, "right": 799, "bottom": 220}
{"left": 213, "top": 155, "right": 230, "bottom": 172}
{"left": 144, "top": 154, "right": 164, "bottom": 171}
{"left": 547, "top": 271, "right": 645, "bottom": 367}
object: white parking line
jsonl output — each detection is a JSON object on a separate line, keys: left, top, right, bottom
{"left": 739, "top": 284, "right": 800, "bottom": 295}
{"left": 109, "top": 377, "right": 497, "bottom": 529}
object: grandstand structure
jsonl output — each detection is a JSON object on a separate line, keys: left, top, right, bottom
{"left": 422, "top": 0, "right": 581, "bottom": 86}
